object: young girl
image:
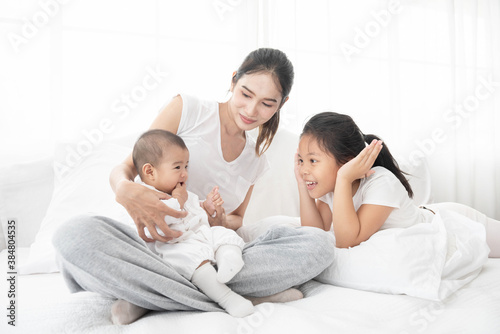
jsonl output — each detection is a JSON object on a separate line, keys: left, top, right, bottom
{"left": 295, "top": 111, "right": 499, "bottom": 256}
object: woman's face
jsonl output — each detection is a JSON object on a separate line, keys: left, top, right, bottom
{"left": 229, "top": 72, "right": 284, "bottom": 131}
{"left": 297, "top": 134, "right": 340, "bottom": 199}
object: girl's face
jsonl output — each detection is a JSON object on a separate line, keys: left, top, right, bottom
{"left": 146, "top": 146, "right": 189, "bottom": 194}
{"left": 229, "top": 72, "right": 284, "bottom": 131}
{"left": 297, "top": 134, "right": 340, "bottom": 199}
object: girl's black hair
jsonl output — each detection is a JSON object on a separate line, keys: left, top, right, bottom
{"left": 233, "top": 48, "right": 294, "bottom": 156}
{"left": 301, "top": 112, "right": 413, "bottom": 198}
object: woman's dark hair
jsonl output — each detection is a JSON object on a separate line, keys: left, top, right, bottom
{"left": 232, "top": 48, "right": 294, "bottom": 156}
{"left": 301, "top": 112, "right": 413, "bottom": 198}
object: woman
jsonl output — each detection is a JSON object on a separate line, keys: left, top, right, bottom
{"left": 53, "top": 48, "right": 335, "bottom": 324}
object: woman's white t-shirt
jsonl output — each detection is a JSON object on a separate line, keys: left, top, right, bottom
{"left": 318, "top": 167, "right": 432, "bottom": 230}
{"left": 176, "top": 93, "right": 269, "bottom": 213}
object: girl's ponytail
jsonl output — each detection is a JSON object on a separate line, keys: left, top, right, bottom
{"left": 363, "top": 134, "right": 414, "bottom": 198}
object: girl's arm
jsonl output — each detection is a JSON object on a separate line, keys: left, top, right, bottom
{"left": 332, "top": 181, "right": 393, "bottom": 248}
{"left": 332, "top": 140, "right": 393, "bottom": 248}
{"left": 317, "top": 200, "right": 333, "bottom": 231}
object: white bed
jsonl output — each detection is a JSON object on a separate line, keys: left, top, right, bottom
{"left": 1, "top": 129, "right": 499, "bottom": 334}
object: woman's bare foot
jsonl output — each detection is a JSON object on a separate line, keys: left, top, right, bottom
{"left": 111, "top": 299, "right": 149, "bottom": 325}
{"left": 246, "top": 288, "right": 304, "bottom": 306}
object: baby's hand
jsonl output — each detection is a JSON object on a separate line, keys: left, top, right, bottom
{"left": 337, "top": 139, "right": 383, "bottom": 182}
{"left": 171, "top": 182, "right": 188, "bottom": 209}
{"left": 203, "top": 186, "right": 224, "bottom": 217}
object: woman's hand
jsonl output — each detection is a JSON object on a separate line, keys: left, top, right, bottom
{"left": 115, "top": 180, "right": 187, "bottom": 242}
{"left": 207, "top": 205, "right": 227, "bottom": 227}
{"left": 337, "top": 139, "right": 383, "bottom": 183}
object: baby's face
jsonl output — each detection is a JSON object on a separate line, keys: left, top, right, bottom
{"left": 151, "top": 146, "right": 189, "bottom": 194}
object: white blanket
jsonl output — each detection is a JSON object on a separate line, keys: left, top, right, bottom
{"left": 239, "top": 210, "right": 489, "bottom": 302}
{"left": 317, "top": 209, "right": 490, "bottom": 301}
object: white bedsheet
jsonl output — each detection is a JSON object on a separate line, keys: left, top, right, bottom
{"left": 1, "top": 249, "right": 499, "bottom": 334}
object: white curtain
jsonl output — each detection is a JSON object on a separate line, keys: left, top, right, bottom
{"left": 1, "top": 0, "right": 498, "bottom": 218}
{"left": 261, "top": 0, "right": 500, "bottom": 219}
{"left": 0, "top": 0, "right": 259, "bottom": 153}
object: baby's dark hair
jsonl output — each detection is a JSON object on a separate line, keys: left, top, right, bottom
{"left": 301, "top": 112, "right": 413, "bottom": 198}
{"left": 132, "top": 129, "right": 187, "bottom": 178}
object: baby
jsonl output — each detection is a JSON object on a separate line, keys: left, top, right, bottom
{"left": 112, "top": 129, "right": 253, "bottom": 324}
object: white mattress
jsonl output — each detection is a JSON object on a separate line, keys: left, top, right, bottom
{"left": 1, "top": 248, "right": 499, "bottom": 334}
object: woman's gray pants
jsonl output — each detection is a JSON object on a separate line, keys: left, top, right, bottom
{"left": 52, "top": 215, "right": 335, "bottom": 312}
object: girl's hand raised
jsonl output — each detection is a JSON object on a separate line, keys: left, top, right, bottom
{"left": 294, "top": 150, "right": 307, "bottom": 187}
{"left": 337, "top": 139, "right": 383, "bottom": 183}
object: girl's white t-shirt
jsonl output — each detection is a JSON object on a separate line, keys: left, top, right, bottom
{"left": 319, "top": 166, "right": 431, "bottom": 230}
{"left": 176, "top": 93, "right": 269, "bottom": 213}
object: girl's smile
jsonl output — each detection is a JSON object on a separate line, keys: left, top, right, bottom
{"left": 297, "top": 134, "right": 341, "bottom": 199}
{"left": 305, "top": 181, "right": 318, "bottom": 191}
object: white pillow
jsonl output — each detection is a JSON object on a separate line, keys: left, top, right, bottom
{"left": 0, "top": 155, "right": 54, "bottom": 249}
{"left": 244, "top": 128, "right": 300, "bottom": 225}
{"left": 397, "top": 156, "right": 432, "bottom": 206}
{"left": 18, "top": 140, "right": 132, "bottom": 275}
